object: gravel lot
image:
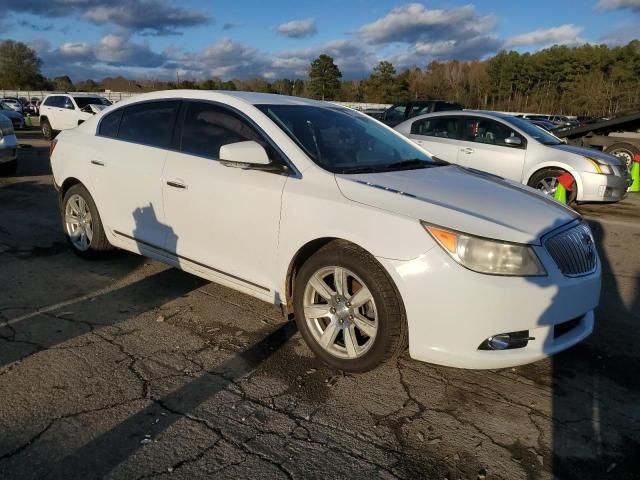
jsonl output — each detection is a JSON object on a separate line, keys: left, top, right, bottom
{"left": 1, "top": 125, "right": 639, "bottom": 480}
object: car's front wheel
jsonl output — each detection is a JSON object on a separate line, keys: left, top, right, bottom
{"left": 293, "top": 241, "right": 408, "bottom": 372}
{"left": 528, "top": 168, "right": 578, "bottom": 204}
{"left": 41, "top": 119, "right": 54, "bottom": 140}
{"left": 62, "top": 184, "right": 112, "bottom": 258}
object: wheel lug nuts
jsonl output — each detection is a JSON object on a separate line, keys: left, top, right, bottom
{"left": 330, "top": 307, "right": 336, "bottom": 314}
{"left": 349, "top": 314, "right": 354, "bottom": 320}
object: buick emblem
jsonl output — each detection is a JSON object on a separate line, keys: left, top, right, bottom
{"left": 581, "top": 232, "right": 595, "bottom": 263}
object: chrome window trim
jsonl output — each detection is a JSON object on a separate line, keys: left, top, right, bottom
{"left": 95, "top": 97, "right": 301, "bottom": 178}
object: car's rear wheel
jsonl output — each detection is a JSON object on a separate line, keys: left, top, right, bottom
{"left": 605, "top": 142, "right": 639, "bottom": 170}
{"left": 41, "top": 119, "right": 53, "bottom": 140}
{"left": 293, "top": 241, "right": 408, "bottom": 372}
{"left": 528, "top": 168, "right": 578, "bottom": 204}
{"left": 62, "top": 184, "right": 112, "bottom": 258}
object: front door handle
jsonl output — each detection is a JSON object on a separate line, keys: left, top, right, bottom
{"left": 91, "top": 160, "right": 105, "bottom": 166}
{"left": 460, "top": 147, "right": 474, "bottom": 154}
{"left": 166, "top": 180, "right": 187, "bottom": 189}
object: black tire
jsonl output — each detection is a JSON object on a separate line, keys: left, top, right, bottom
{"left": 41, "top": 118, "right": 53, "bottom": 140}
{"left": 528, "top": 168, "right": 578, "bottom": 204}
{"left": 605, "top": 142, "right": 639, "bottom": 170}
{"left": 61, "top": 184, "right": 113, "bottom": 258}
{"left": 293, "top": 240, "right": 408, "bottom": 372}
{"left": 0, "top": 160, "right": 17, "bottom": 176}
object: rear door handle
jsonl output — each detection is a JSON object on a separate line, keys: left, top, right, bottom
{"left": 460, "top": 147, "right": 474, "bottom": 154}
{"left": 91, "top": 160, "right": 105, "bottom": 166}
{"left": 166, "top": 180, "right": 187, "bottom": 189}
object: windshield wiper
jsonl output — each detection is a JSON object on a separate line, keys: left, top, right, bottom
{"left": 384, "top": 158, "right": 445, "bottom": 170}
{"left": 337, "top": 166, "right": 382, "bottom": 174}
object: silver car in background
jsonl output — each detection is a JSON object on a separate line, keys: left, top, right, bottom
{"left": 394, "top": 111, "right": 630, "bottom": 203}
{"left": 0, "top": 113, "right": 18, "bottom": 175}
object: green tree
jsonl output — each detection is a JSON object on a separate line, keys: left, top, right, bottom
{"left": 0, "top": 40, "right": 45, "bottom": 89}
{"left": 53, "top": 75, "right": 75, "bottom": 92}
{"left": 308, "top": 54, "right": 342, "bottom": 100}
{"left": 365, "top": 61, "right": 407, "bottom": 103}
{"left": 75, "top": 79, "right": 100, "bottom": 92}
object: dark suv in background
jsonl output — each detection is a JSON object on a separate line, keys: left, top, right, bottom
{"left": 379, "top": 100, "right": 464, "bottom": 126}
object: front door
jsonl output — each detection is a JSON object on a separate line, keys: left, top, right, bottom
{"left": 162, "top": 101, "right": 288, "bottom": 293}
{"left": 456, "top": 116, "right": 527, "bottom": 181}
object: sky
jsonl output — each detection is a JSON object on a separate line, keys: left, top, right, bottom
{"left": 1, "top": 0, "right": 639, "bottom": 82}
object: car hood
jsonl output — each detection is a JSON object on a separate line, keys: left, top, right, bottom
{"left": 335, "top": 165, "right": 579, "bottom": 244}
{"left": 549, "top": 144, "right": 624, "bottom": 166}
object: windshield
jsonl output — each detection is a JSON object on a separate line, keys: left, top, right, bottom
{"left": 74, "top": 97, "right": 112, "bottom": 108}
{"left": 257, "top": 104, "right": 439, "bottom": 173}
{"left": 0, "top": 103, "right": 13, "bottom": 111}
{"left": 505, "top": 116, "right": 562, "bottom": 145}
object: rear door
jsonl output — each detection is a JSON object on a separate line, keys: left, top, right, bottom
{"left": 88, "top": 100, "right": 180, "bottom": 247}
{"left": 406, "top": 115, "right": 462, "bottom": 162}
{"left": 456, "top": 116, "right": 527, "bottom": 181}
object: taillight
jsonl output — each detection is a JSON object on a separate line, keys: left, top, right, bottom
{"left": 49, "top": 138, "right": 58, "bottom": 157}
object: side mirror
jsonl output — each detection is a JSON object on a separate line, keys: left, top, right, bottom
{"left": 504, "top": 136, "right": 522, "bottom": 146}
{"left": 219, "top": 140, "right": 286, "bottom": 173}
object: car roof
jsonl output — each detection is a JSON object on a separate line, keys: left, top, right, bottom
{"left": 100, "top": 90, "right": 331, "bottom": 108}
{"left": 403, "top": 110, "right": 511, "bottom": 120}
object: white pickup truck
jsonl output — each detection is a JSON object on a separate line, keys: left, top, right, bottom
{"left": 39, "top": 94, "right": 111, "bottom": 140}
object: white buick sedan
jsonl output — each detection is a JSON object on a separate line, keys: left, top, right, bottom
{"left": 50, "top": 91, "right": 601, "bottom": 371}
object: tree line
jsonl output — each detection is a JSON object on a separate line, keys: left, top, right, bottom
{"left": 2, "top": 38, "right": 639, "bottom": 117}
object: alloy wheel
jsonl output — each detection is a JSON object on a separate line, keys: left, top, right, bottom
{"left": 611, "top": 150, "right": 633, "bottom": 170}
{"left": 302, "top": 266, "right": 378, "bottom": 359}
{"left": 536, "top": 176, "right": 558, "bottom": 196}
{"left": 65, "top": 193, "right": 93, "bottom": 251}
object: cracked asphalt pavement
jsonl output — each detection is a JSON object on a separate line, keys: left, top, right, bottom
{"left": 1, "top": 127, "right": 639, "bottom": 480}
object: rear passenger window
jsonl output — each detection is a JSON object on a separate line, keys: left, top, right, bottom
{"left": 44, "top": 96, "right": 62, "bottom": 107}
{"left": 98, "top": 109, "right": 123, "bottom": 138}
{"left": 118, "top": 101, "right": 179, "bottom": 148}
{"left": 180, "top": 102, "right": 263, "bottom": 159}
{"left": 411, "top": 117, "right": 460, "bottom": 139}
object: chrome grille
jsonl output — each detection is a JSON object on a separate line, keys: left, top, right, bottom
{"left": 545, "top": 223, "right": 597, "bottom": 277}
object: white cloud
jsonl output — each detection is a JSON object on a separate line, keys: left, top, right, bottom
{"left": 276, "top": 19, "right": 317, "bottom": 38}
{"left": 598, "top": 0, "right": 640, "bottom": 11}
{"left": 599, "top": 24, "right": 640, "bottom": 45}
{"left": 359, "top": 3, "right": 497, "bottom": 45}
{"left": 4, "top": 0, "right": 211, "bottom": 35}
{"left": 505, "top": 24, "right": 584, "bottom": 48}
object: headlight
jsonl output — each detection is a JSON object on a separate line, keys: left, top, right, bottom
{"left": 584, "top": 156, "right": 613, "bottom": 175}
{"left": 0, "top": 119, "right": 13, "bottom": 137}
{"left": 422, "top": 223, "right": 546, "bottom": 276}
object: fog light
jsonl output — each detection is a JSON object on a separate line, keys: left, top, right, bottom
{"left": 478, "top": 330, "right": 534, "bottom": 350}
{"left": 487, "top": 334, "right": 511, "bottom": 350}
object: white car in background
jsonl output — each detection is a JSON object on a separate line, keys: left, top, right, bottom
{"left": 50, "top": 90, "right": 600, "bottom": 371}
{"left": 39, "top": 94, "right": 111, "bottom": 140}
{"left": 395, "top": 111, "right": 630, "bottom": 203}
{"left": 0, "top": 98, "right": 24, "bottom": 114}
{"left": 0, "top": 113, "right": 18, "bottom": 175}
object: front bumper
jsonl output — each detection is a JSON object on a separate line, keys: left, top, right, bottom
{"left": 578, "top": 171, "right": 630, "bottom": 202}
{"left": 379, "top": 239, "right": 601, "bottom": 369}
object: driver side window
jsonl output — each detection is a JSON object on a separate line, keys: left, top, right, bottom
{"left": 179, "top": 102, "right": 267, "bottom": 160}
{"left": 384, "top": 105, "right": 406, "bottom": 123}
{"left": 62, "top": 97, "right": 75, "bottom": 110}
{"left": 461, "top": 117, "right": 524, "bottom": 148}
